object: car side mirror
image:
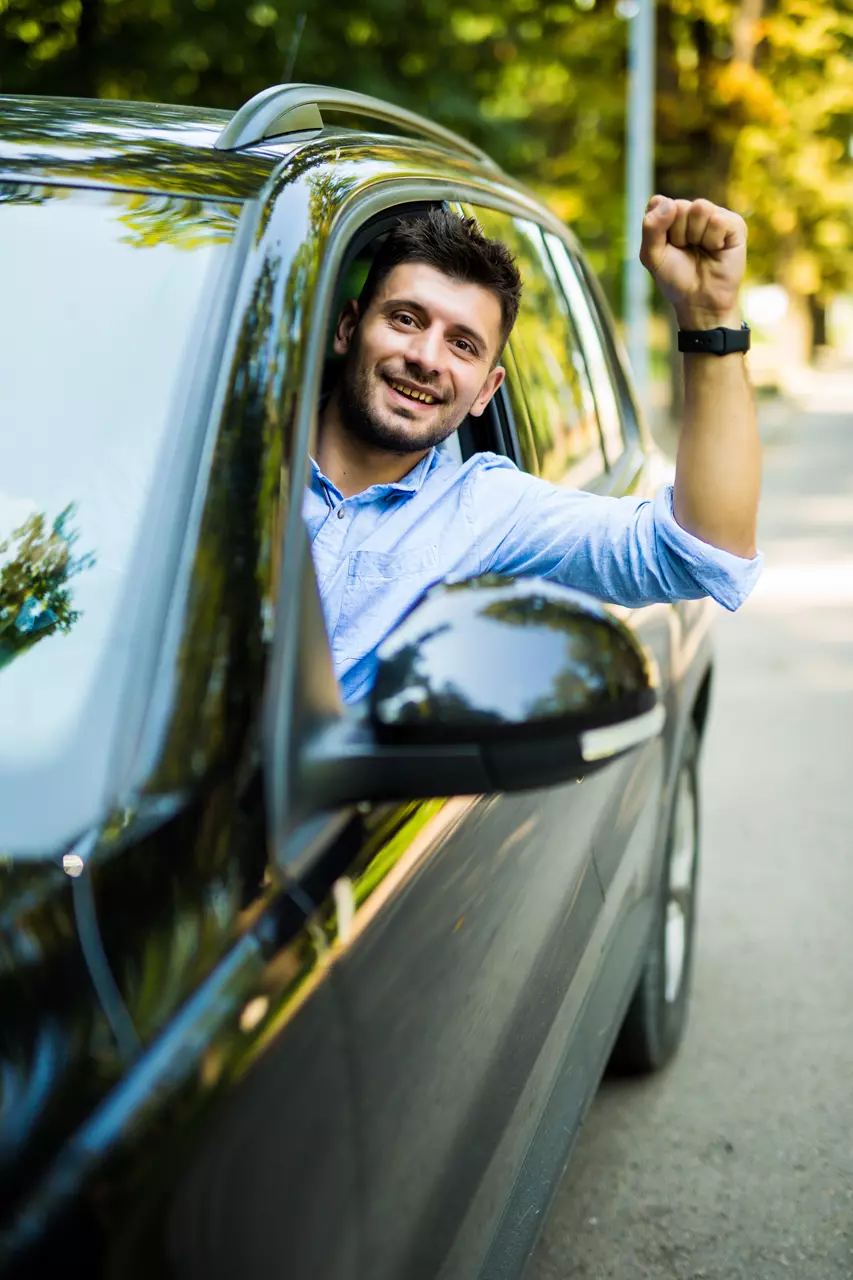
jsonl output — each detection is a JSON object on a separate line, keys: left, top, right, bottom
{"left": 297, "top": 575, "right": 664, "bottom": 810}
{"left": 370, "top": 574, "right": 663, "bottom": 787}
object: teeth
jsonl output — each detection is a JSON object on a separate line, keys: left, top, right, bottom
{"left": 390, "top": 380, "right": 435, "bottom": 404}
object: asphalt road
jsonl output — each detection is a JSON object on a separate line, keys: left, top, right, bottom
{"left": 527, "top": 372, "right": 853, "bottom": 1280}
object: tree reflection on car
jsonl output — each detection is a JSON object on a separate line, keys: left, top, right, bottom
{"left": 0, "top": 504, "right": 94, "bottom": 671}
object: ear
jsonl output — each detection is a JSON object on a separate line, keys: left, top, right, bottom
{"left": 468, "top": 365, "right": 506, "bottom": 418}
{"left": 333, "top": 300, "right": 360, "bottom": 355}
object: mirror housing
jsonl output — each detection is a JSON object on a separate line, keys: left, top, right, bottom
{"left": 298, "top": 575, "right": 664, "bottom": 808}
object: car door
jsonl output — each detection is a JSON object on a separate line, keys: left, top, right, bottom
{"left": 266, "top": 182, "right": 656, "bottom": 1280}
{"left": 272, "top": 515, "right": 614, "bottom": 1280}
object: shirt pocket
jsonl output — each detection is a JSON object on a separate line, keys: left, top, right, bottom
{"left": 334, "top": 544, "right": 440, "bottom": 665}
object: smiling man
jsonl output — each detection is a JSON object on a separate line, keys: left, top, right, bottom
{"left": 307, "top": 203, "right": 762, "bottom": 704}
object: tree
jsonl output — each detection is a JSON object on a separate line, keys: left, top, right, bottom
{"left": 655, "top": 0, "right": 853, "bottom": 353}
{"left": 3, "top": 0, "right": 853, "bottom": 343}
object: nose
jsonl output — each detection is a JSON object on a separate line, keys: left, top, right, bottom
{"left": 403, "top": 321, "right": 444, "bottom": 378}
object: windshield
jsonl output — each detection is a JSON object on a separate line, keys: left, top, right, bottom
{"left": 0, "top": 182, "right": 241, "bottom": 846}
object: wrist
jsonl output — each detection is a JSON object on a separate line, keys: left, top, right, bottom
{"left": 675, "top": 306, "right": 742, "bottom": 331}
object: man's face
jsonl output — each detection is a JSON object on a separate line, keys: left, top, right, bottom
{"left": 332, "top": 262, "right": 506, "bottom": 455}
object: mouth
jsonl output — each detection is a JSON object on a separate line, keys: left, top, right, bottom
{"left": 383, "top": 376, "right": 442, "bottom": 408}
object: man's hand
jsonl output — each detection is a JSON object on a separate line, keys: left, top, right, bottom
{"left": 640, "top": 195, "right": 747, "bottom": 331}
{"left": 641, "top": 195, "right": 760, "bottom": 561}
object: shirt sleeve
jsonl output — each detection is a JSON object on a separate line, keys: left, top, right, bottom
{"left": 468, "top": 454, "right": 763, "bottom": 612}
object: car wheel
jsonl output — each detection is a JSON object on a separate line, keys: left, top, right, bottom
{"left": 610, "top": 720, "right": 700, "bottom": 1074}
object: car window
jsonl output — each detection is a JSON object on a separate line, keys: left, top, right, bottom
{"left": 545, "top": 234, "right": 626, "bottom": 467}
{"left": 0, "top": 182, "right": 240, "bottom": 773}
{"left": 468, "top": 206, "right": 605, "bottom": 489}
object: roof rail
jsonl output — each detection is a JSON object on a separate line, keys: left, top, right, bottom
{"left": 214, "top": 82, "right": 495, "bottom": 168}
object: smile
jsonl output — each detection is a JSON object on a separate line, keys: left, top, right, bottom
{"left": 386, "top": 378, "right": 439, "bottom": 405}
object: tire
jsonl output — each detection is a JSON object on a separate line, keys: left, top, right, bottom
{"left": 610, "top": 720, "right": 701, "bottom": 1074}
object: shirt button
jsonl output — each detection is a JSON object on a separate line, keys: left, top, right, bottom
{"left": 336, "top": 506, "right": 345, "bottom": 520}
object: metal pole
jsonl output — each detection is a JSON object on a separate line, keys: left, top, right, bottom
{"left": 623, "top": 0, "right": 656, "bottom": 410}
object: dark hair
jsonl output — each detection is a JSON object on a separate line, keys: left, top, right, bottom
{"left": 357, "top": 209, "right": 522, "bottom": 357}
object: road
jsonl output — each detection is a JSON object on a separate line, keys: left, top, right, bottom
{"left": 527, "top": 372, "right": 853, "bottom": 1280}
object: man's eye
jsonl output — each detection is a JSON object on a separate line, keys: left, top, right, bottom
{"left": 393, "top": 312, "right": 416, "bottom": 326}
{"left": 455, "top": 339, "right": 475, "bottom": 355}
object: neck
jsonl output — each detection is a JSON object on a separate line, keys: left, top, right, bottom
{"left": 316, "top": 389, "right": 431, "bottom": 498}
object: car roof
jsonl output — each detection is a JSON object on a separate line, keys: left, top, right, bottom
{"left": 0, "top": 90, "right": 507, "bottom": 205}
{"left": 0, "top": 95, "right": 305, "bottom": 200}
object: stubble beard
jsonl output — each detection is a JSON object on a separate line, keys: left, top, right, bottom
{"left": 338, "top": 342, "right": 467, "bottom": 456}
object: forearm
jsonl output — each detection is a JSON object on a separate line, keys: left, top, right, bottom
{"left": 672, "top": 351, "right": 761, "bottom": 559}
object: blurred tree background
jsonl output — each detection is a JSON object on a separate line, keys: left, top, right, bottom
{"left": 2, "top": 0, "right": 853, "bottom": 350}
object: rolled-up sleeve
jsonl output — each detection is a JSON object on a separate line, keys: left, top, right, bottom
{"left": 471, "top": 455, "right": 763, "bottom": 612}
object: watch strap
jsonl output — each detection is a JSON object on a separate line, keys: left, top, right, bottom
{"left": 677, "top": 322, "right": 751, "bottom": 356}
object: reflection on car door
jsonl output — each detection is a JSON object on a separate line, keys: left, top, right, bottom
{"left": 294, "top": 783, "right": 618, "bottom": 1280}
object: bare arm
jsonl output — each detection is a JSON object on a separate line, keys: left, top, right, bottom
{"left": 641, "top": 197, "right": 761, "bottom": 559}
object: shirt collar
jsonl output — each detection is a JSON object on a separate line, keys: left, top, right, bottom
{"left": 308, "top": 448, "right": 438, "bottom": 503}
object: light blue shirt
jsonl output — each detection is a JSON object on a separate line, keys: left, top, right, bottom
{"left": 304, "top": 448, "right": 763, "bottom": 704}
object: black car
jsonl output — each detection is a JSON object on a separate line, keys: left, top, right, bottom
{"left": 0, "top": 85, "right": 713, "bottom": 1280}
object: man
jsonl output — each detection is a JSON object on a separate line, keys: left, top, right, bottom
{"left": 305, "top": 198, "right": 762, "bottom": 704}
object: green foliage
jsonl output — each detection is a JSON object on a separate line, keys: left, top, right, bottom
{"left": 0, "top": 505, "right": 95, "bottom": 669}
{"left": 655, "top": 0, "right": 853, "bottom": 303}
{"left": 2, "top": 0, "right": 853, "bottom": 309}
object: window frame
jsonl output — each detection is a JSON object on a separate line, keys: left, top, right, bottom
{"left": 265, "top": 174, "right": 550, "bottom": 864}
{"left": 264, "top": 166, "right": 647, "bottom": 862}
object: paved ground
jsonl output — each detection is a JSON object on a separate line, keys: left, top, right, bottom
{"left": 527, "top": 372, "right": 853, "bottom": 1280}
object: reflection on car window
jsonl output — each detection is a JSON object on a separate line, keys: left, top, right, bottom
{"left": 545, "top": 234, "right": 625, "bottom": 467}
{"left": 469, "top": 207, "right": 604, "bottom": 489}
{"left": 0, "top": 182, "right": 241, "bottom": 765}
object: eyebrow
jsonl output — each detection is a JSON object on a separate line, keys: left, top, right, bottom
{"left": 382, "top": 297, "right": 489, "bottom": 355}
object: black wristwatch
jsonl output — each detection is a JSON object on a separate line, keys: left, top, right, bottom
{"left": 677, "top": 321, "right": 751, "bottom": 356}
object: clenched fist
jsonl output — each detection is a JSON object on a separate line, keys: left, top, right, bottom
{"left": 640, "top": 196, "right": 747, "bottom": 332}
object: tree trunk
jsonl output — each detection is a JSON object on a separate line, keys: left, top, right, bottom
{"left": 65, "top": 0, "right": 100, "bottom": 99}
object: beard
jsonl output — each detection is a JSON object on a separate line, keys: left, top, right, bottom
{"left": 337, "top": 342, "right": 468, "bottom": 456}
